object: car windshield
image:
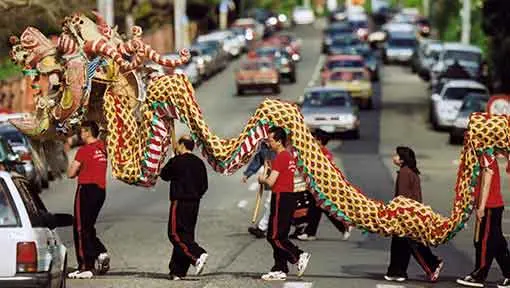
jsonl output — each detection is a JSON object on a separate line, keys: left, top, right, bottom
{"left": 1, "top": 130, "right": 25, "bottom": 146}
{"left": 350, "top": 21, "right": 368, "bottom": 29}
{"left": 303, "top": 90, "right": 350, "bottom": 107}
{"left": 329, "top": 71, "right": 365, "bottom": 81}
{"left": 242, "top": 61, "right": 273, "bottom": 70}
{"left": 444, "top": 87, "right": 487, "bottom": 100}
{"left": 460, "top": 94, "right": 489, "bottom": 112}
{"left": 256, "top": 48, "right": 278, "bottom": 57}
{"left": 388, "top": 38, "right": 416, "bottom": 47}
{"left": 444, "top": 50, "right": 481, "bottom": 64}
{"left": 0, "top": 178, "right": 20, "bottom": 227}
{"left": 327, "top": 59, "right": 364, "bottom": 69}
{"left": 332, "top": 37, "right": 360, "bottom": 46}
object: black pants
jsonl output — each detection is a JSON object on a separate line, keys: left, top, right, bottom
{"left": 73, "top": 184, "right": 107, "bottom": 270}
{"left": 168, "top": 200, "right": 207, "bottom": 277}
{"left": 471, "top": 207, "right": 510, "bottom": 280}
{"left": 386, "top": 236, "right": 441, "bottom": 278}
{"left": 267, "top": 192, "right": 303, "bottom": 273}
{"left": 304, "top": 191, "right": 348, "bottom": 236}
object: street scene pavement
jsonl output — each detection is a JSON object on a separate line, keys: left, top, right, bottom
{"left": 36, "top": 22, "right": 510, "bottom": 288}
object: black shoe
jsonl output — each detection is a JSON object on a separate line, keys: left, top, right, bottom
{"left": 248, "top": 227, "right": 265, "bottom": 238}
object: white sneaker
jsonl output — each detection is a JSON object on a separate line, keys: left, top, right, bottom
{"left": 96, "top": 253, "right": 110, "bottom": 275}
{"left": 68, "top": 270, "right": 94, "bottom": 279}
{"left": 297, "top": 234, "right": 316, "bottom": 241}
{"left": 384, "top": 275, "right": 406, "bottom": 282}
{"left": 195, "top": 253, "right": 208, "bottom": 275}
{"left": 297, "top": 252, "right": 311, "bottom": 277}
{"left": 343, "top": 226, "right": 353, "bottom": 241}
{"left": 261, "top": 271, "right": 287, "bottom": 281}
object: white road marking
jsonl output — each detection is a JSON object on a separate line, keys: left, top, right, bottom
{"left": 283, "top": 282, "right": 313, "bottom": 288}
{"left": 376, "top": 284, "right": 406, "bottom": 288}
{"left": 308, "top": 55, "right": 325, "bottom": 87}
{"left": 249, "top": 182, "right": 259, "bottom": 191}
{"left": 237, "top": 200, "right": 248, "bottom": 209}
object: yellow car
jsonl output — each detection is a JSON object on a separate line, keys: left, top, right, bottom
{"left": 324, "top": 68, "right": 373, "bottom": 109}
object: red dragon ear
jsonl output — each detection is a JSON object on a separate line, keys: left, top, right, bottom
{"left": 9, "top": 36, "right": 19, "bottom": 45}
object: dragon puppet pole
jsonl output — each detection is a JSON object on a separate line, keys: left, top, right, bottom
{"left": 170, "top": 119, "right": 177, "bottom": 154}
{"left": 252, "top": 160, "right": 269, "bottom": 224}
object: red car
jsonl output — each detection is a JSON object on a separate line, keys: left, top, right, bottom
{"left": 320, "top": 55, "right": 368, "bottom": 85}
{"left": 264, "top": 34, "right": 302, "bottom": 62}
{"left": 235, "top": 57, "right": 280, "bottom": 95}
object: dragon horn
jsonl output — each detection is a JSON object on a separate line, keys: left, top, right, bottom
{"left": 92, "top": 10, "right": 108, "bottom": 28}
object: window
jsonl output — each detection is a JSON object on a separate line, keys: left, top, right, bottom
{"left": 444, "top": 50, "right": 481, "bottom": 64}
{"left": 0, "top": 178, "right": 21, "bottom": 227}
{"left": 460, "top": 94, "right": 489, "bottom": 112}
{"left": 389, "top": 38, "right": 416, "bottom": 47}
{"left": 1, "top": 130, "right": 26, "bottom": 146}
{"left": 444, "top": 88, "right": 487, "bottom": 101}
{"left": 327, "top": 60, "right": 364, "bottom": 69}
{"left": 303, "top": 91, "right": 351, "bottom": 107}
{"left": 11, "top": 175, "right": 48, "bottom": 227}
{"left": 330, "top": 71, "right": 365, "bottom": 81}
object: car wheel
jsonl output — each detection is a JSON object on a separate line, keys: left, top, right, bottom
{"left": 273, "top": 85, "right": 281, "bottom": 94}
{"left": 42, "top": 177, "right": 49, "bottom": 189}
{"left": 237, "top": 87, "right": 244, "bottom": 96}
{"left": 350, "top": 129, "right": 361, "bottom": 140}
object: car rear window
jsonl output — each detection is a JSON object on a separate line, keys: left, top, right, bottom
{"left": 327, "top": 60, "right": 363, "bottom": 69}
{"left": 330, "top": 71, "right": 365, "bottom": 81}
{"left": 1, "top": 130, "right": 25, "bottom": 146}
{"left": 11, "top": 176, "right": 48, "bottom": 227}
{"left": 0, "top": 178, "right": 21, "bottom": 227}
{"left": 444, "top": 88, "right": 487, "bottom": 100}
{"left": 304, "top": 91, "right": 350, "bottom": 107}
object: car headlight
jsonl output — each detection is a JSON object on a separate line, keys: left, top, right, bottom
{"left": 342, "top": 114, "right": 356, "bottom": 123}
{"left": 281, "top": 58, "right": 289, "bottom": 65}
{"left": 278, "top": 14, "right": 287, "bottom": 22}
{"left": 325, "top": 38, "right": 332, "bottom": 45}
{"left": 204, "top": 55, "right": 212, "bottom": 62}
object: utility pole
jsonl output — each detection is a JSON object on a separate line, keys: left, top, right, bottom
{"left": 97, "top": 0, "right": 114, "bottom": 27}
{"left": 423, "top": 0, "right": 430, "bottom": 17}
{"left": 461, "top": 0, "right": 471, "bottom": 44}
{"left": 174, "top": 0, "right": 186, "bottom": 50}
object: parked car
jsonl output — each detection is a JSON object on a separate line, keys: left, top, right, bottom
{"left": 0, "top": 136, "right": 25, "bottom": 176}
{"left": 327, "top": 35, "right": 364, "bottom": 55}
{"left": 292, "top": 6, "right": 315, "bottom": 25}
{"left": 324, "top": 68, "right": 373, "bottom": 109}
{"left": 189, "top": 45, "right": 217, "bottom": 79}
{"left": 0, "top": 171, "right": 72, "bottom": 288}
{"left": 267, "top": 33, "right": 302, "bottom": 62}
{"left": 348, "top": 13, "right": 370, "bottom": 41}
{"left": 0, "top": 123, "right": 48, "bottom": 194}
{"left": 163, "top": 53, "right": 202, "bottom": 86}
{"left": 430, "top": 80, "right": 488, "bottom": 130}
{"left": 196, "top": 40, "right": 229, "bottom": 71}
{"left": 196, "top": 31, "right": 243, "bottom": 58}
{"left": 430, "top": 42, "right": 483, "bottom": 88}
{"left": 249, "top": 46, "right": 297, "bottom": 83}
{"left": 449, "top": 92, "right": 489, "bottom": 144}
{"left": 235, "top": 57, "right": 280, "bottom": 95}
{"left": 232, "top": 18, "right": 265, "bottom": 42}
{"left": 411, "top": 39, "right": 443, "bottom": 81}
{"left": 229, "top": 27, "right": 249, "bottom": 52}
{"left": 297, "top": 87, "right": 360, "bottom": 139}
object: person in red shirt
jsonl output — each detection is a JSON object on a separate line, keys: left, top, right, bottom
{"left": 257, "top": 126, "right": 311, "bottom": 281}
{"left": 66, "top": 121, "right": 109, "bottom": 279}
{"left": 457, "top": 152, "right": 510, "bottom": 288}
{"left": 294, "top": 131, "right": 352, "bottom": 241}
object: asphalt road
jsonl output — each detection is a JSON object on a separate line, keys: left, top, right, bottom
{"left": 41, "top": 22, "right": 510, "bottom": 288}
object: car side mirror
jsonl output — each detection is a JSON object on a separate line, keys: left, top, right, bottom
{"left": 431, "top": 94, "right": 441, "bottom": 101}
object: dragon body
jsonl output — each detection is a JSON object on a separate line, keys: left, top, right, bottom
{"left": 9, "top": 12, "right": 508, "bottom": 246}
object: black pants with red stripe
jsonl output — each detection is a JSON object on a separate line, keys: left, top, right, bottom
{"left": 267, "top": 192, "right": 304, "bottom": 273}
{"left": 471, "top": 207, "right": 510, "bottom": 280}
{"left": 386, "top": 236, "right": 441, "bottom": 278}
{"left": 168, "top": 200, "right": 207, "bottom": 277}
{"left": 304, "top": 191, "right": 349, "bottom": 236}
{"left": 73, "top": 184, "right": 107, "bottom": 271}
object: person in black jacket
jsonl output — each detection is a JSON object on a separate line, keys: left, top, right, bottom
{"left": 160, "top": 135, "right": 208, "bottom": 280}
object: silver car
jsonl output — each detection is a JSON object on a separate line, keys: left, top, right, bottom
{"left": 430, "top": 80, "right": 488, "bottom": 130}
{"left": 430, "top": 42, "right": 482, "bottom": 87}
{"left": 298, "top": 87, "right": 360, "bottom": 139}
{"left": 449, "top": 92, "right": 489, "bottom": 144}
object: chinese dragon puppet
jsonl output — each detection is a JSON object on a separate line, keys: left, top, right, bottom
{"left": 8, "top": 12, "right": 509, "bottom": 246}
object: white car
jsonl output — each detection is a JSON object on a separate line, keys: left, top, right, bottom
{"left": 292, "top": 6, "right": 315, "bottom": 25}
{"left": 196, "top": 31, "right": 243, "bottom": 58}
{"left": 430, "top": 42, "right": 483, "bottom": 87}
{"left": 430, "top": 80, "right": 488, "bottom": 130}
{"left": 0, "top": 172, "right": 72, "bottom": 287}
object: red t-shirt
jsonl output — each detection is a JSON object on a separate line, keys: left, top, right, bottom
{"left": 321, "top": 146, "right": 333, "bottom": 162}
{"left": 271, "top": 150, "right": 296, "bottom": 193}
{"left": 75, "top": 140, "right": 107, "bottom": 189}
{"left": 474, "top": 153, "right": 504, "bottom": 208}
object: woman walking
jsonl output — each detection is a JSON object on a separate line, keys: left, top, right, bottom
{"left": 384, "top": 146, "right": 444, "bottom": 283}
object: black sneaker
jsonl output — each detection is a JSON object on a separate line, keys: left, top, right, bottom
{"left": 456, "top": 275, "right": 484, "bottom": 287}
{"left": 248, "top": 227, "right": 265, "bottom": 238}
{"left": 498, "top": 278, "right": 510, "bottom": 288}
